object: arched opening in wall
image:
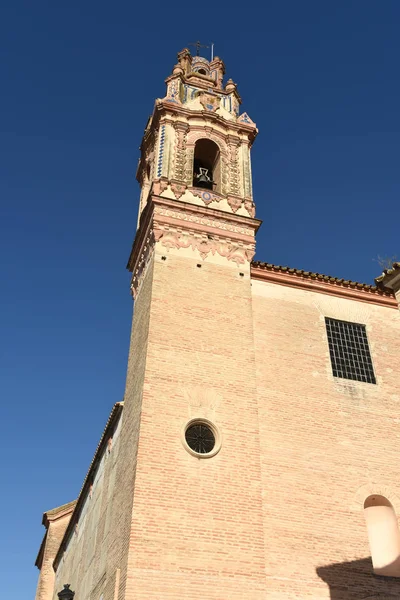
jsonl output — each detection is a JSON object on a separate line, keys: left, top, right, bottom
{"left": 364, "top": 495, "right": 400, "bottom": 577}
{"left": 193, "top": 139, "right": 221, "bottom": 192}
{"left": 198, "top": 68, "right": 207, "bottom": 75}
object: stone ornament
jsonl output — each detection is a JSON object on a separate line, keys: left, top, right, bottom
{"left": 127, "top": 47, "right": 260, "bottom": 298}
{"left": 153, "top": 226, "right": 255, "bottom": 265}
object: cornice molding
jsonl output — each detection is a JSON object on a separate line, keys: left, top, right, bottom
{"left": 42, "top": 501, "right": 77, "bottom": 528}
{"left": 153, "top": 196, "right": 260, "bottom": 237}
{"left": 154, "top": 101, "right": 258, "bottom": 143}
{"left": 251, "top": 264, "right": 397, "bottom": 308}
{"left": 127, "top": 196, "right": 261, "bottom": 297}
{"left": 35, "top": 500, "right": 77, "bottom": 570}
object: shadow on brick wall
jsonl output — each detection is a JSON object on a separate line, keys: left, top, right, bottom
{"left": 317, "top": 557, "right": 400, "bottom": 599}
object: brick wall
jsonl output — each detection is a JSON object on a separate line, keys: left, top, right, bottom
{"left": 108, "top": 258, "right": 155, "bottom": 600}
{"left": 123, "top": 246, "right": 266, "bottom": 599}
{"left": 252, "top": 278, "right": 400, "bottom": 599}
{"left": 43, "top": 254, "right": 400, "bottom": 600}
{"left": 53, "top": 414, "right": 123, "bottom": 600}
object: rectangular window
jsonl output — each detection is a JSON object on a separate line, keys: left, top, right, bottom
{"left": 325, "top": 317, "right": 376, "bottom": 384}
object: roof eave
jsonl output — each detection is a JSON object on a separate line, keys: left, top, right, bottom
{"left": 35, "top": 530, "right": 47, "bottom": 570}
{"left": 41, "top": 500, "right": 78, "bottom": 528}
{"left": 251, "top": 261, "right": 397, "bottom": 308}
{"left": 53, "top": 402, "right": 124, "bottom": 571}
{"left": 375, "top": 262, "right": 400, "bottom": 291}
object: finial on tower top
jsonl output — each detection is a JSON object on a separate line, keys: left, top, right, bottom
{"left": 188, "top": 41, "right": 209, "bottom": 57}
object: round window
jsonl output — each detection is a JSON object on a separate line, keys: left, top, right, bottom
{"left": 182, "top": 419, "right": 221, "bottom": 458}
{"left": 185, "top": 423, "right": 215, "bottom": 454}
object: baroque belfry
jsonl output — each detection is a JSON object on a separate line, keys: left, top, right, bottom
{"left": 35, "top": 48, "right": 400, "bottom": 600}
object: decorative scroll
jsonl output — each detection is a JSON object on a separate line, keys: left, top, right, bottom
{"left": 153, "top": 225, "right": 255, "bottom": 266}
{"left": 184, "top": 147, "right": 195, "bottom": 187}
{"left": 242, "top": 142, "right": 252, "bottom": 199}
{"left": 227, "top": 136, "right": 241, "bottom": 196}
{"left": 130, "top": 229, "right": 155, "bottom": 299}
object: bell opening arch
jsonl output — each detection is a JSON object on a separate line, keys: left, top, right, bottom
{"left": 192, "top": 138, "right": 221, "bottom": 193}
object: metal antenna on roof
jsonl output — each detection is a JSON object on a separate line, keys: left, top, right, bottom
{"left": 211, "top": 42, "right": 214, "bottom": 61}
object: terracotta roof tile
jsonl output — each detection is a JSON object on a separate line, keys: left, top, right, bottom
{"left": 375, "top": 262, "right": 400, "bottom": 288}
{"left": 251, "top": 261, "right": 394, "bottom": 296}
{"left": 76, "top": 401, "right": 123, "bottom": 500}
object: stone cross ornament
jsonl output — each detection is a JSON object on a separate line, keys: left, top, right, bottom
{"left": 188, "top": 40, "right": 209, "bottom": 56}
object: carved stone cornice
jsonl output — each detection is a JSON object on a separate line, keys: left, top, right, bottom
{"left": 170, "top": 180, "right": 187, "bottom": 199}
{"left": 151, "top": 196, "right": 260, "bottom": 240}
{"left": 127, "top": 195, "right": 261, "bottom": 296}
{"left": 154, "top": 227, "right": 255, "bottom": 265}
{"left": 174, "top": 121, "right": 190, "bottom": 132}
{"left": 127, "top": 201, "right": 155, "bottom": 299}
{"left": 129, "top": 229, "right": 154, "bottom": 300}
{"left": 226, "top": 194, "right": 243, "bottom": 213}
{"left": 153, "top": 101, "right": 258, "bottom": 144}
{"left": 148, "top": 181, "right": 255, "bottom": 218}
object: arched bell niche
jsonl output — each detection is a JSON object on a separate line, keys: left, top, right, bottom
{"left": 192, "top": 139, "right": 221, "bottom": 193}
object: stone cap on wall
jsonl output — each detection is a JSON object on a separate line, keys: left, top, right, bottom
{"left": 375, "top": 262, "right": 400, "bottom": 293}
{"left": 35, "top": 501, "right": 77, "bottom": 570}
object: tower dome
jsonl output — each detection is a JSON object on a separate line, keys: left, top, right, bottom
{"left": 191, "top": 55, "right": 210, "bottom": 76}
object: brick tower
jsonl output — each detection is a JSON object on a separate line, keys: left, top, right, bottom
{"left": 36, "top": 48, "right": 400, "bottom": 600}
{"left": 117, "top": 46, "right": 266, "bottom": 598}
{"left": 123, "top": 46, "right": 266, "bottom": 596}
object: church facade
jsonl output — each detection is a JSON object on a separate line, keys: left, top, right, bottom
{"left": 35, "top": 48, "right": 400, "bottom": 600}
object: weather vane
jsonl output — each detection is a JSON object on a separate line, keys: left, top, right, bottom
{"left": 189, "top": 41, "right": 215, "bottom": 60}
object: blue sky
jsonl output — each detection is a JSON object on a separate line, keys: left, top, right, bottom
{"left": 1, "top": 1, "right": 399, "bottom": 596}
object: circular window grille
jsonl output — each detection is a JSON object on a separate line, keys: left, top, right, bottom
{"left": 182, "top": 418, "right": 222, "bottom": 458}
{"left": 185, "top": 423, "right": 215, "bottom": 454}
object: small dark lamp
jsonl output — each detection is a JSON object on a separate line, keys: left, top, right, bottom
{"left": 58, "top": 584, "right": 75, "bottom": 600}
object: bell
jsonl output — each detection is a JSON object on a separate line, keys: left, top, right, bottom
{"left": 195, "top": 167, "right": 213, "bottom": 189}
{"left": 197, "top": 172, "right": 210, "bottom": 184}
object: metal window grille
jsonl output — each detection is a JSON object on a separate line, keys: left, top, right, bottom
{"left": 185, "top": 423, "right": 215, "bottom": 454}
{"left": 325, "top": 317, "right": 376, "bottom": 384}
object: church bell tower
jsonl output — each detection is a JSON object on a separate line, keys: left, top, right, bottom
{"left": 129, "top": 47, "right": 259, "bottom": 286}
{"left": 35, "top": 45, "right": 400, "bottom": 600}
{"left": 117, "top": 47, "right": 267, "bottom": 598}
